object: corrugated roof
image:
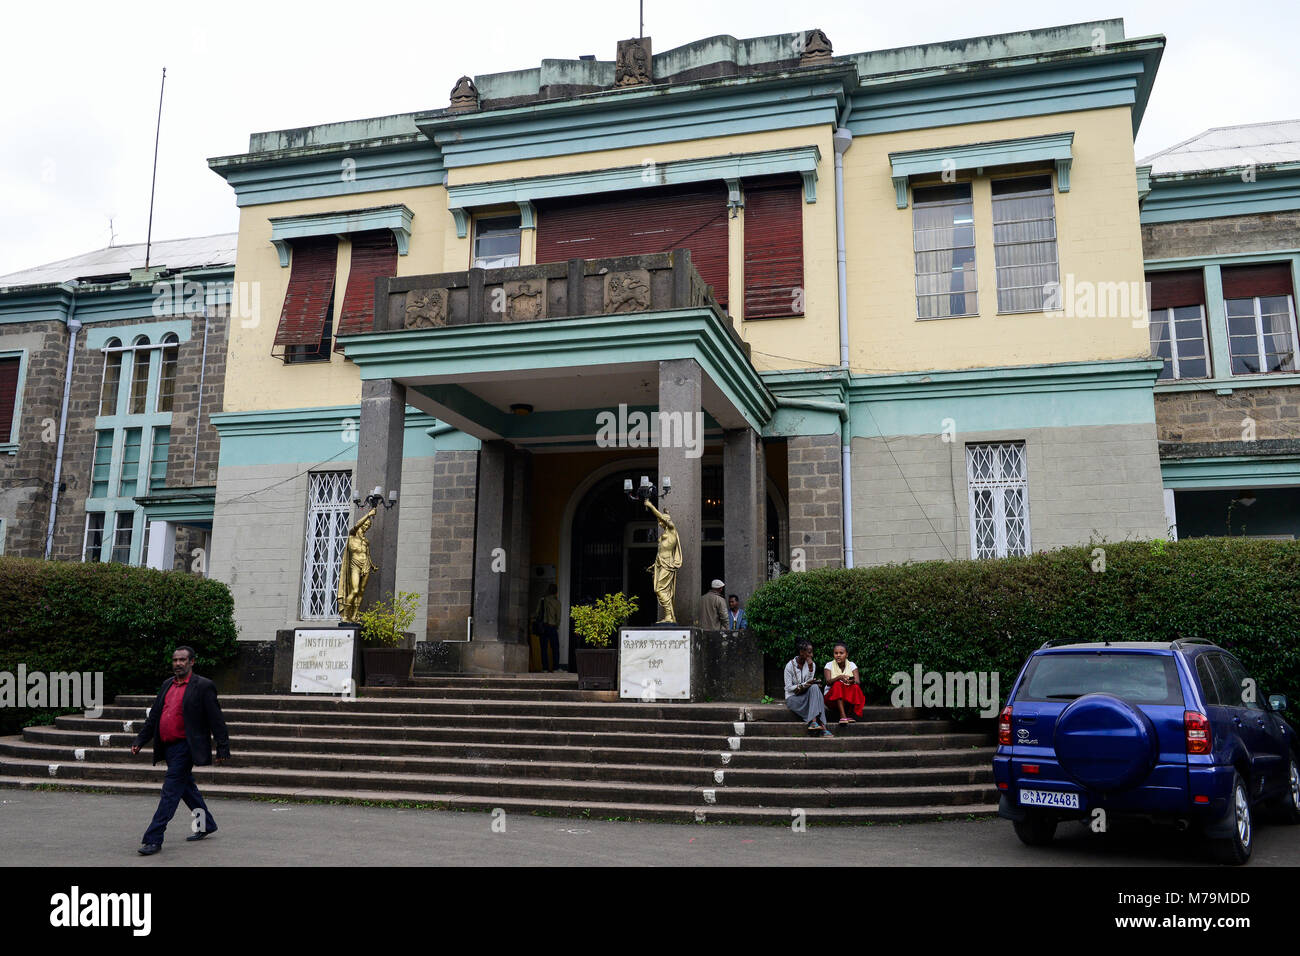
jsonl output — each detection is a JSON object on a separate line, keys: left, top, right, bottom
{"left": 0, "top": 232, "right": 238, "bottom": 290}
{"left": 1141, "top": 119, "right": 1300, "bottom": 176}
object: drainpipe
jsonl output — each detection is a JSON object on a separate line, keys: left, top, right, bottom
{"left": 45, "top": 282, "right": 81, "bottom": 559}
{"left": 833, "top": 122, "right": 855, "bottom": 569}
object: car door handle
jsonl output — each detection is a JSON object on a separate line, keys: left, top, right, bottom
{"left": 1232, "top": 716, "right": 1243, "bottom": 726}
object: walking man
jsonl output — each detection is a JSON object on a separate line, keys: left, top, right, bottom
{"left": 131, "top": 645, "right": 230, "bottom": 855}
{"left": 534, "top": 583, "right": 562, "bottom": 672}
{"left": 700, "top": 579, "right": 729, "bottom": 630}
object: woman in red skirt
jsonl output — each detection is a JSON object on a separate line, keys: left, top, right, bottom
{"left": 823, "top": 642, "right": 866, "bottom": 723}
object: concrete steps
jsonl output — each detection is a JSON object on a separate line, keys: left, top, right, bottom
{"left": 0, "top": 674, "right": 1000, "bottom": 824}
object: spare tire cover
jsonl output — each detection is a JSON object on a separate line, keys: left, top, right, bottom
{"left": 1054, "top": 693, "right": 1159, "bottom": 792}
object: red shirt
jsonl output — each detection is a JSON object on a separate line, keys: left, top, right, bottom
{"left": 159, "top": 676, "right": 189, "bottom": 743}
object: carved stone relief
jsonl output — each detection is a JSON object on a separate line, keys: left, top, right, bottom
{"left": 604, "top": 270, "right": 652, "bottom": 313}
{"left": 404, "top": 288, "right": 448, "bottom": 329}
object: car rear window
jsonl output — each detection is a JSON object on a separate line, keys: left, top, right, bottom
{"left": 1016, "top": 652, "right": 1184, "bottom": 706}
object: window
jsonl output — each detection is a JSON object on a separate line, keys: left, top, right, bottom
{"left": 156, "top": 333, "right": 179, "bottom": 411}
{"left": 128, "top": 336, "right": 151, "bottom": 414}
{"left": 335, "top": 230, "right": 399, "bottom": 347}
{"left": 472, "top": 215, "right": 522, "bottom": 269}
{"left": 90, "top": 430, "right": 113, "bottom": 498}
{"left": 150, "top": 426, "right": 170, "bottom": 492}
{"left": 273, "top": 237, "right": 338, "bottom": 364}
{"left": 300, "top": 471, "right": 353, "bottom": 619}
{"left": 967, "top": 442, "right": 1030, "bottom": 559}
{"left": 1150, "top": 306, "right": 1210, "bottom": 380}
{"left": 0, "top": 356, "right": 19, "bottom": 443}
{"left": 111, "top": 511, "right": 134, "bottom": 564}
{"left": 742, "top": 178, "right": 804, "bottom": 319}
{"left": 1222, "top": 263, "right": 1297, "bottom": 375}
{"left": 992, "top": 175, "right": 1059, "bottom": 313}
{"left": 83, "top": 513, "right": 105, "bottom": 562}
{"left": 118, "top": 428, "right": 142, "bottom": 497}
{"left": 912, "top": 183, "right": 977, "bottom": 319}
{"left": 99, "top": 338, "right": 123, "bottom": 415}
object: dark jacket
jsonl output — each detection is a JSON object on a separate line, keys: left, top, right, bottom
{"left": 133, "top": 673, "right": 231, "bottom": 766}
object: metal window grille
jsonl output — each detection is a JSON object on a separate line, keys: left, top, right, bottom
{"left": 300, "top": 471, "right": 353, "bottom": 620}
{"left": 966, "top": 442, "right": 1030, "bottom": 559}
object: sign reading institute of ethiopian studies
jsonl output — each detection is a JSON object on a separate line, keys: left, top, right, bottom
{"left": 291, "top": 629, "right": 355, "bottom": 694}
{"left": 620, "top": 628, "right": 690, "bottom": 700}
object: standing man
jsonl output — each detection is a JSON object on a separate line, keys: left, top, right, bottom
{"left": 700, "top": 579, "right": 729, "bottom": 630}
{"left": 534, "top": 583, "right": 562, "bottom": 672}
{"left": 131, "top": 645, "right": 230, "bottom": 856}
{"left": 727, "top": 594, "right": 747, "bottom": 630}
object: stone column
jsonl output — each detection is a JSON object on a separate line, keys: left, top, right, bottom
{"left": 723, "top": 427, "right": 761, "bottom": 604}
{"left": 466, "top": 440, "right": 529, "bottom": 672}
{"left": 426, "top": 449, "right": 478, "bottom": 642}
{"left": 658, "top": 359, "right": 703, "bottom": 625}
{"left": 357, "top": 378, "right": 406, "bottom": 606}
{"left": 145, "top": 520, "right": 175, "bottom": 570}
{"left": 787, "top": 434, "right": 844, "bottom": 569}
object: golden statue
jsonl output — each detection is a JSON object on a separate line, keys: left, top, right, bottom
{"left": 337, "top": 506, "right": 378, "bottom": 623}
{"left": 644, "top": 498, "right": 681, "bottom": 623}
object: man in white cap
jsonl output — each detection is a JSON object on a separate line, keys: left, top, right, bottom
{"left": 700, "top": 579, "right": 729, "bottom": 630}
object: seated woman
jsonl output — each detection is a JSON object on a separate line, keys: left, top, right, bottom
{"left": 784, "top": 640, "right": 832, "bottom": 736}
{"left": 823, "top": 642, "right": 866, "bottom": 724}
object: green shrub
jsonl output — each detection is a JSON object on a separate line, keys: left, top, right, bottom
{"left": 0, "top": 557, "right": 239, "bottom": 733}
{"left": 570, "top": 592, "right": 638, "bottom": 648}
{"left": 747, "top": 539, "right": 1300, "bottom": 717}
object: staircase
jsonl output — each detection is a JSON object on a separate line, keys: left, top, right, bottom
{"left": 0, "top": 674, "right": 998, "bottom": 824}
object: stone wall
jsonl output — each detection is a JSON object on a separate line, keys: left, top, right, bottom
{"left": 162, "top": 306, "right": 228, "bottom": 489}
{"left": 1156, "top": 387, "right": 1300, "bottom": 445}
{"left": 786, "top": 433, "right": 843, "bottom": 568}
{"left": 1141, "top": 210, "right": 1300, "bottom": 260}
{"left": 426, "top": 449, "right": 478, "bottom": 642}
{"left": 850, "top": 423, "right": 1169, "bottom": 564}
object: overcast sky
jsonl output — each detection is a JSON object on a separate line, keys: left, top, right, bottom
{"left": 2, "top": 0, "right": 1296, "bottom": 276}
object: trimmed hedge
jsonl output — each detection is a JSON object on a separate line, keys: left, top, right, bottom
{"left": 0, "top": 558, "right": 239, "bottom": 733}
{"left": 747, "top": 538, "right": 1300, "bottom": 717}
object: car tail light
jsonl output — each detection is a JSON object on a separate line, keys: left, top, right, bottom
{"left": 998, "top": 705, "right": 1013, "bottom": 746}
{"left": 1023, "top": 764, "right": 1039, "bottom": 774}
{"left": 1185, "top": 711, "right": 1212, "bottom": 755}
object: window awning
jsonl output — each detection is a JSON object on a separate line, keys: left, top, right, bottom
{"left": 269, "top": 205, "right": 413, "bottom": 266}
{"left": 889, "top": 132, "right": 1074, "bottom": 208}
{"left": 272, "top": 237, "right": 338, "bottom": 348}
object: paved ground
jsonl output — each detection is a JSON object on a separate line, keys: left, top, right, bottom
{"left": 3, "top": 789, "right": 1299, "bottom": 866}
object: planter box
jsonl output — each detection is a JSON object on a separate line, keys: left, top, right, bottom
{"left": 362, "top": 641, "right": 415, "bottom": 687}
{"left": 576, "top": 647, "right": 618, "bottom": 690}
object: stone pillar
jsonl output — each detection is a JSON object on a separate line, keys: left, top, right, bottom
{"left": 145, "top": 520, "right": 175, "bottom": 570}
{"left": 426, "top": 450, "right": 478, "bottom": 642}
{"left": 357, "top": 379, "right": 405, "bottom": 607}
{"left": 505, "top": 447, "right": 532, "bottom": 639}
{"left": 787, "top": 434, "right": 844, "bottom": 569}
{"left": 723, "top": 428, "right": 761, "bottom": 605}
{"left": 466, "top": 441, "right": 530, "bottom": 672}
{"left": 658, "top": 359, "right": 703, "bottom": 625}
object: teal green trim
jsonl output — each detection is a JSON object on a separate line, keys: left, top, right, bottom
{"left": 136, "top": 487, "right": 216, "bottom": 523}
{"left": 849, "top": 42, "right": 1161, "bottom": 136}
{"left": 1140, "top": 165, "right": 1300, "bottom": 224}
{"left": 1145, "top": 250, "right": 1300, "bottom": 270}
{"left": 517, "top": 201, "right": 537, "bottom": 230}
{"left": 430, "top": 429, "right": 481, "bottom": 452}
{"left": 211, "top": 405, "right": 442, "bottom": 466}
{"left": 339, "top": 307, "right": 775, "bottom": 434}
{"left": 890, "top": 133, "right": 1073, "bottom": 208}
{"left": 407, "top": 397, "right": 723, "bottom": 445}
{"left": 1161, "top": 455, "right": 1300, "bottom": 490}
{"left": 843, "top": 358, "right": 1162, "bottom": 437}
{"left": 1136, "top": 164, "right": 1152, "bottom": 201}
{"left": 1157, "top": 373, "right": 1300, "bottom": 394}
{"left": 209, "top": 144, "right": 444, "bottom": 208}
{"left": 1202, "top": 265, "right": 1230, "bottom": 388}
{"left": 418, "top": 73, "right": 849, "bottom": 168}
{"left": 84, "top": 318, "right": 192, "bottom": 351}
{"left": 451, "top": 208, "right": 470, "bottom": 239}
{"left": 446, "top": 146, "right": 821, "bottom": 212}
{"left": 0, "top": 347, "right": 29, "bottom": 449}
{"left": 269, "top": 204, "right": 414, "bottom": 265}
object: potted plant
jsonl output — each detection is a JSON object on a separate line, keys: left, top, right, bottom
{"left": 358, "top": 591, "right": 420, "bottom": 686}
{"left": 571, "top": 592, "right": 637, "bottom": 690}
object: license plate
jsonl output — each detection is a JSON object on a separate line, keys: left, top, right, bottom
{"left": 1020, "top": 789, "right": 1080, "bottom": 809}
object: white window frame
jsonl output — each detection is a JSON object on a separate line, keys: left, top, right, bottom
{"left": 966, "top": 442, "right": 1031, "bottom": 559}
{"left": 0, "top": 348, "right": 28, "bottom": 452}
{"left": 110, "top": 510, "right": 135, "bottom": 564}
{"left": 991, "top": 174, "right": 1060, "bottom": 314}
{"left": 299, "top": 471, "right": 354, "bottom": 620}
{"left": 1226, "top": 294, "right": 1299, "bottom": 376}
{"left": 1151, "top": 305, "right": 1211, "bottom": 380}
{"left": 83, "top": 512, "right": 106, "bottom": 562}
{"left": 472, "top": 214, "right": 522, "bottom": 270}
{"left": 911, "top": 182, "right": 978, "bottom": 320}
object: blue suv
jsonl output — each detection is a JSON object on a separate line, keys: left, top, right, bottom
{"left": 993, "top": 639, "right": 1299, "bottom": 864}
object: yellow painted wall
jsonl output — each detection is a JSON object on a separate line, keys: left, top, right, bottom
{"left": 451, "top": 127, "right": 842, "bottom": 373}
{"left": 842, "top": 106, "right": 1149, "bottom": 374}
{"left": 224, "top": 185, "right": 465, "bottom": 412}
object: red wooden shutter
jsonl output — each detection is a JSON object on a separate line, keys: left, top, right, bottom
{"left": 273, "top": 237, "right": 339, "bottom": 347}
{"left": 0, "top": 357, "right": 18, "bottom": 441}
{"left": 743, "top": 178, "right": 803, "bottom": 318}
{"left": 536, "top": 183, "right": 729, "bottom": 306}
{"left": 336, "top": 230, "right": 398, "bottom": 348}
{"left": 1221, "top": 263, "right": 1295, "bottom": 300}
{"left": 1147, "top": 270, "right": 1205, "bottom": 310}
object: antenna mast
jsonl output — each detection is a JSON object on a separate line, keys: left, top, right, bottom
{"left": 639, "top": 0, "right": 643, "bottom": 38}
{"left": 144, "top": 67, "right": 166, "bottom": 269}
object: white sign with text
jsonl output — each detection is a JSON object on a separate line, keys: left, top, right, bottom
{"left": 291, "top": 629, "right": 355, "bottom": 694}
{"left": 620, "top": 628, "right": 691, "bottom": 700}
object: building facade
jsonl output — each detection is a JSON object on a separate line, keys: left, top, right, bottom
{"left": 201, "top": 19, "right": 1170, "bottom": 669}
{"left": 0, "top": 236, "right": 235, "bottom": 570}
{"left": 1139, "top": 121, "right": 1300, "bottom": 539}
